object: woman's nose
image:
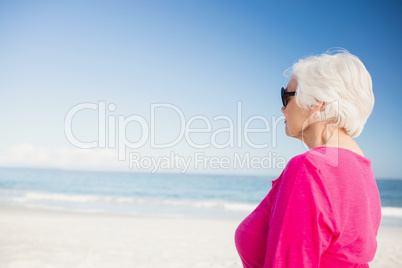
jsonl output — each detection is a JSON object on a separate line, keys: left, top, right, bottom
{"left": 281, "top": 106, "right": 285, "bottom": 113}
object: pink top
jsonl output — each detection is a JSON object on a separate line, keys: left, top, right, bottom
{"left": 235, "top": 146, "right": 381, "bottom": 267}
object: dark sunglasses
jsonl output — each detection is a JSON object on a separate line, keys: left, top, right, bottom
{"left": 281, "top": 87, "right": 296, "bottom": 107}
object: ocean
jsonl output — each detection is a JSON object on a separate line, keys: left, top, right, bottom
{"left": 0, "top": 167, "right": 401, "bottom": 226}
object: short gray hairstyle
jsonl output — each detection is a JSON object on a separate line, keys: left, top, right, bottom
{"left": 289, "top": 49, "right": 374, "bottom": 137}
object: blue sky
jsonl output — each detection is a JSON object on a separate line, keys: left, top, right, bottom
{"left": 0, "top": 0, "right": 401, "bottom": 178}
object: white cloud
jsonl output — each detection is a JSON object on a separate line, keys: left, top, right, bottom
{"left": 0, "top": 143, "right": 126, "bottom": 171}
{"left": 2, "top": 143, "right": 50, "bottom": 164}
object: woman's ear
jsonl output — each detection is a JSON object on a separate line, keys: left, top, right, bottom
{"left": 310, "top": 101, "right": 326, "bottom": 121}
{"left": 318, "top": 101, "right": 326, "bottom": 111}
{"left": 319, "top": 102, "right": 325, "bottom": 119}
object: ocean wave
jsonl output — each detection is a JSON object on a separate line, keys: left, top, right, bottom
{"left": 0, "top": 190, "right": 146, "bottom": 204}
{"left": 0, "top": 189, "right": 257, "bottom": 212}
{"left": 2, "top": 189, "right": 401, "bottom": 216}
{"left": 381, "top": 206, "right": 402, "bottom": 218}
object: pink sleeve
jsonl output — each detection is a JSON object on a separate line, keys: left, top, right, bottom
{"left": 264, "top": 156, "right": 334, "bottom": 267}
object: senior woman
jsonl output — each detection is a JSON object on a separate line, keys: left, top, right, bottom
{"left": 235, "top": 50, "right": 381, "bottom": 267}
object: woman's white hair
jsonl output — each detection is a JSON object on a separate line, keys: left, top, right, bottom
{"left": 287, "top": 48, "right": 374, "bottom": 138}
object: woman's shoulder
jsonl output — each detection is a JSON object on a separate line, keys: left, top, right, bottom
{"left": 281, "top": 152, "right": 321, "bottom": 181}
{"left": 285, "top": 149, "right": 320, "bottom": 169}
{"left": 284, "top": 146, "right": 372, "bottom": 182}
{"left": 284, "top": 147, "right": 342, "bottom": 178}
{"left": 280, "top": 149, "right": 341, "bottom": 194}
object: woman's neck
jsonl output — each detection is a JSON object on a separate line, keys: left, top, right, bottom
{"left": 301, "top": 123, "right": 365, "bottom": 157}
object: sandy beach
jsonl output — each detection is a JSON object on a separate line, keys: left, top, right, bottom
{"left": 0, "top": 206, "right": 400, "bottom": 268}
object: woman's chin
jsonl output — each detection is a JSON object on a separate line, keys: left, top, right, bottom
{"left": 285, "top": 127, "right": 291, "bottom": 137}
{"left": 285, "top": 127, "right": 300, "bottom": 139}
